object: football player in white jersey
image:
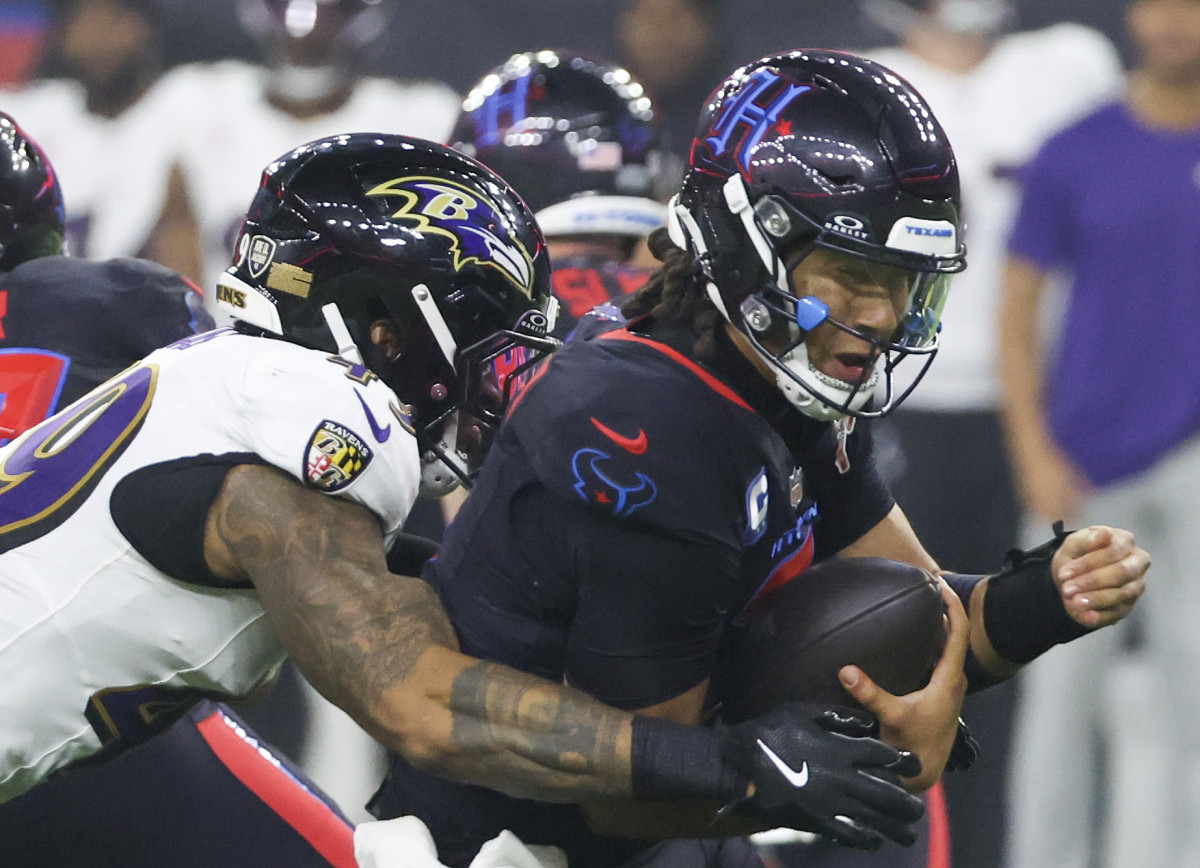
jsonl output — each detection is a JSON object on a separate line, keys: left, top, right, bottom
{"left": 154, "top": 0, "right": 461, "bottom": 320}
{"left": 0, "top": 131, "right": 560, "bottom": 802}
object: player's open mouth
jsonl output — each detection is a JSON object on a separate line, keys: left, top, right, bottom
{"left": 825, "top": 352, "right": 876, "bottom": 385}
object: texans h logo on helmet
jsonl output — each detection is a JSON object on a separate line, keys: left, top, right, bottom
{"left": 706, "top": 67, "right": 811, "bottom": 172}
{"left": 365, "top": 175, "right": 535, "bottom": 295}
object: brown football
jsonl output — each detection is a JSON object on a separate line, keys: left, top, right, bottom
{"left": 720, "top": 557, "right": 947, "bottom": 723}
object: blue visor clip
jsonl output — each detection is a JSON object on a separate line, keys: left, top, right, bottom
{"left": 794, "top": 295, "right": 830, "bottom": 332}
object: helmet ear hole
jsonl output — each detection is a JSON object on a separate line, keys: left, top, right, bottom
{"left": 368, "top": 320, "right": 404, "bottom": 362}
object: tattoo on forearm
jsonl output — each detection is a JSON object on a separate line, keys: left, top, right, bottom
{"left": 212, "top": 464, "right": 632, "bottom": 800}
{"left": 447, "top": 661, "right": 632, "bottom": 798}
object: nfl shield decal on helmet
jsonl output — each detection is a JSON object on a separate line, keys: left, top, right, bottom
{"left": 305, "top": 420, "right": 374, "bottom": 492}
{"left": 365, "top": 175, "right": 535, "bottom": 294}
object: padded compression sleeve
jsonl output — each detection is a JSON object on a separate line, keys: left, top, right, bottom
{"left": 110, "top": 453, "right": 264, "bottom": 588}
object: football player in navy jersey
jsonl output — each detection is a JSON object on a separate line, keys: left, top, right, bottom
{"left": 368, "top": 50, "right": 1150, "bottom": 867}
{"left": 0, "top": 117, "right": 936, "bottom": 867}
{"left": 451, "top": 49, "right": 671, "bottom": 340}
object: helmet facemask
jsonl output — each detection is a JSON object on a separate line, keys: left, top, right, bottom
{"left": 672, "top": 172, "right": 956, "bottom": 421}
{"left": 736, "top": 244, "right": 952, "bottom": 421}
{"left": 400, "top": 286, "right": 559, "bottom": 496}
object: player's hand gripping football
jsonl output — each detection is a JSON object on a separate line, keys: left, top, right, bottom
{"left": 1053, "top": 525, "right": 1148, "bottom": 629}
{"left": 836, "top": 580, "right": 969, "bottom": 793}
{"left": 722, "top": 701, "right": 925, "bottom": 850}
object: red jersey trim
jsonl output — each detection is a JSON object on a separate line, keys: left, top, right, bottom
{"left": 196, "top": 707, "right": 357, "bottom": 868}
{"left": 598, "top": 328, "right": 754, "bottom": 412}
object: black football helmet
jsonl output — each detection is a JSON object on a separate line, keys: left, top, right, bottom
{"left": 452, "top": 49, "right": 670, "bottom": 240}
{"left": 670, "top": 49, "right": 966, "bottom": 421}
{"left": 0, "top": 112, "right": 66, "bottom": 272}
{"left": 217, "top": 132, "right": 559, "bottom": 494}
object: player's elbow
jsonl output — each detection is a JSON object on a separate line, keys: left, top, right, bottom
{"left": 362, "top": 648, "right": 470, "bottom": 772}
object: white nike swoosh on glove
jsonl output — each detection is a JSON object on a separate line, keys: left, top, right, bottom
{"left": 757, "top": 739, "right": 810, "bottom": 788}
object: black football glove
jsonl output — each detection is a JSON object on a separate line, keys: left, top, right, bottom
{"left": 721, "top": 701, "right": 925, "bottom": 851}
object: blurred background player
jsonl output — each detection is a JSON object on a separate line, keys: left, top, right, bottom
{"left": 154, "top": 0, "right": 461, "bottom": 320}
{"left": 999, "top": 0, "right": 1200, "bottom": 864}
{"left": 0, "top": 109, "right": 211, "bottom": 431}
{"left": 844, "top": 3, "right": 1123, "bottom": 867}
{"left": 611, "top": 0, "right": 731, "bottom": 166}
{"left": 0, "top": 0, "right": 195, "bottom": 268}
{"left": 450, "top": 49, "right": 672, "bottom": 339}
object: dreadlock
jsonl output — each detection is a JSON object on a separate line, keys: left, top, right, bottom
{"left": 621, "top": 227, "right": 727, "bottom": 359}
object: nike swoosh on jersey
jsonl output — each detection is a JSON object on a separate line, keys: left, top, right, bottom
{"left": 590, "top": 417, "right": 648, "bottom": 454}
{"left": 757, "top": 739, "right": 810, "bottom": 788}
{"left": 355, "top": 390, "right": 392, "bottom": 443}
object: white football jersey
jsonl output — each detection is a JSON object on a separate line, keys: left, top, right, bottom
{"left": 0, "top": 76, "right": 190, "bottom": 262}
{"left": 160, "top": 61, "right": 462, "bottom": 318}
{"left": 0, "top": 329, "right": 419, "bottom": 802}
{"left": 869, "top": 24, "right": 1124, "bottom": 410}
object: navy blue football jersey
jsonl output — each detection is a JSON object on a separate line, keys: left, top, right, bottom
{"left": 0, "top": 256, "right": 211, "bottom": 444}
{"left": 370, "top": 316, "right": 895, "bottom": 866}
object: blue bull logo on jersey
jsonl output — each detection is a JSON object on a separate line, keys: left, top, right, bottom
{"left": 706, "top": 68, "right": 811, "bottom": 172}
{"left": 571, "top": 447, "right": 657, "bottom": 518}
{"left": 365, "top": 175, "right": 535, "bottom": 295}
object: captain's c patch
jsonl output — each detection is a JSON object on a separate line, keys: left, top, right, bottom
{"left": 305, "top": 420, "right": 373, "bottom": 492}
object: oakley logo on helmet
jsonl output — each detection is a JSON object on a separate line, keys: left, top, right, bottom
{"left": 825, "top": 214, "right": 869, "bottom": 241}
{"left": 366, "top": 175, "right": 535, "bottom": 295}
{"left": 706, "top": 68, "right": 811, "bottom": 172}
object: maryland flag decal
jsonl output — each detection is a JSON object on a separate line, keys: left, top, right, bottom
{"left": 305, "top": 420, "right": 374, "bottom": 492}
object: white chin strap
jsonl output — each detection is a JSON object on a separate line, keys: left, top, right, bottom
{"left": 776, "top": 342, "right": 878, "bottom": 422}
{"left": 419, "top": 414, "right": 468, "bottom": 497}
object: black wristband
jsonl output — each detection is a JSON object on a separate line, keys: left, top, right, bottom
{"left": 983, "top": 522, "right": 1092, "bottom": 664}
{"left": 962, "top": 648, "right": 1006, "bottom": 691}
{"left": 629, "top": 716, "right": 744, "bottom": 802}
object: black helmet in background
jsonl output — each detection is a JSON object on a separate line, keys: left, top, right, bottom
{"left": 670, "top": 49, "right": 966, "bottom": 420}
{"left": 452, "top": 49, "right": 671, "bottom": 241}
{"left": 217, "top": 132, "right": 559, "bottom": 493}
{"left": 0, "top": 112, "right": 66, "bottom": 272}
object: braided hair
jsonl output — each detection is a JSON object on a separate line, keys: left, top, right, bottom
{"left": 621, "top": 227, "right": 726, "bottom": 359}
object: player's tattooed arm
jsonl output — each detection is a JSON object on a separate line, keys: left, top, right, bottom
{"left": 203, "top": 463, "right": 634, "bottom": 802}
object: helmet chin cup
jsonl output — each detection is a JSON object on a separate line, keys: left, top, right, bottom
{"left": 419, "top": 414, "right": 468, "bottom": 497}
{"left": 773, "top": 340, "right": 877, "bottom": 422}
